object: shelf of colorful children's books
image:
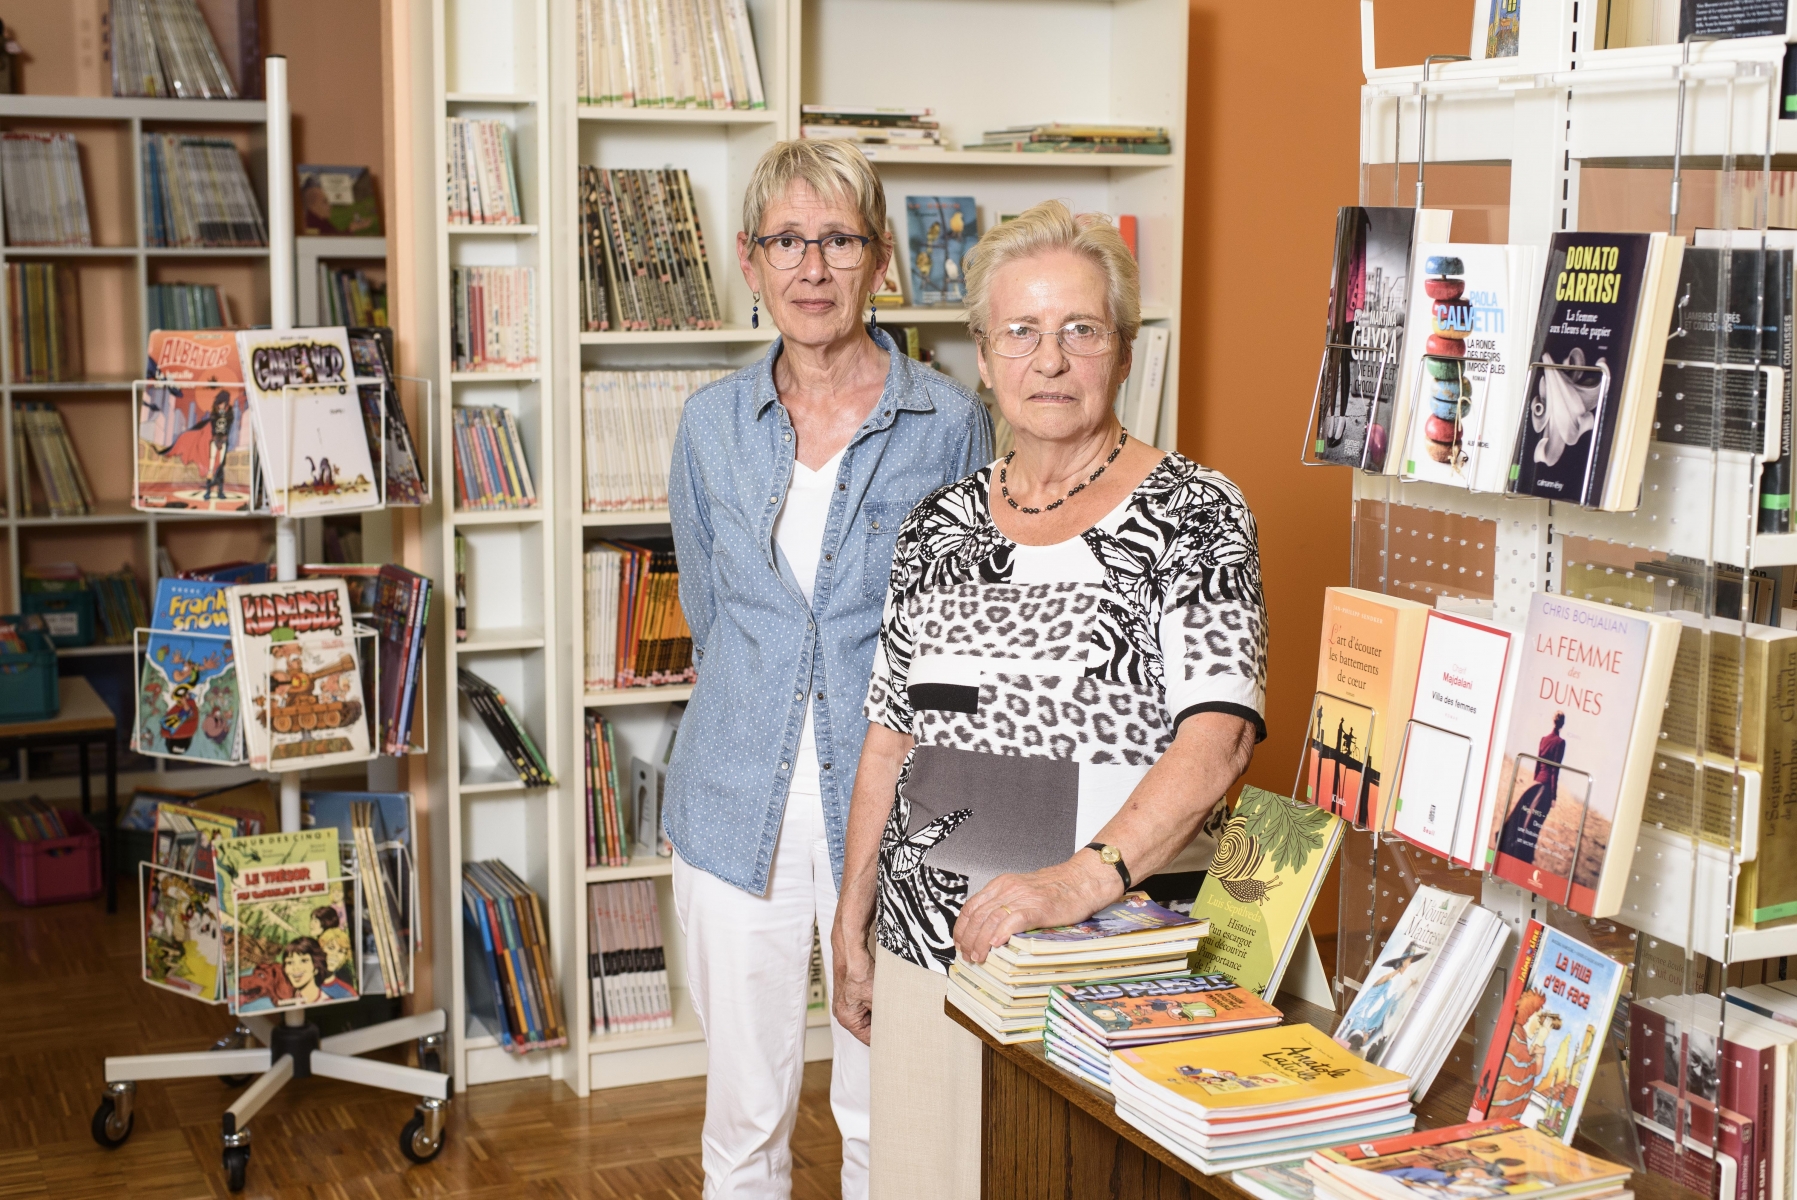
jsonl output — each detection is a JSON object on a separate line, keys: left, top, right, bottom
{"left": 576, "top": 105, "right": 777, "bottom": 126}
{"left": 583, "top": 854, "right": 673, "bottom": 883}
{"left": 858, "top": 147, "right": 1181, "bottom": 170}
{"left": 583, "top": 684, "right": 693, "bottom": 709}
{"left": 445, "top": 93, "right": 537, "bottom": 106}
{"left": 578, "top": 328, "right": 776, "bottom": 346}
{"left": 0, "top": 94, "right": 268, "bottom": 122}
{"left": 455, "top": 627, "right": 546, "bottom": 654}
{"left": 580, "top": 508, "right": 670, "bottom": 527}
{"left": 13, "top": 500, "right": 142, "bottom": 526}
{"left": 452, "top": 506, "right": 545, "bottom": 525}
{"left": 446, "top": 224, "right": 539, "bottom": 236}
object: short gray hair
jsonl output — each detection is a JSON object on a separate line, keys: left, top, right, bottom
{"left": 962, "top": 200, "right": 1140, "bottom": 348}
{"left": 741, "top": 139, "right": 889, "bottom": 254}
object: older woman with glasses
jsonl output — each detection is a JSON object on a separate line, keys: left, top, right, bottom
{"left": 830, "top": 200, "right": 1269, "bottom": 1198}
{"left": 663, "top": 138, "right": 991, "bottom": 1200}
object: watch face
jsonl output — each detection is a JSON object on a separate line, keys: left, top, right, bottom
{"left": 1101, "top": 846, "right": 1120, "bottom": 864}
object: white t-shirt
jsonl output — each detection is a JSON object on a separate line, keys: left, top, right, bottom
{"left": 774, "top": 447, "right": 844, "bottom": 795}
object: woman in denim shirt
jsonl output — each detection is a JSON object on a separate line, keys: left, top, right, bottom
{"left": 664, "top": 139, "right": 991, "bottom": 1200}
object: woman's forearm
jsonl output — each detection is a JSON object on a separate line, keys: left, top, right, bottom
{"left": 833, "top": 721, "right": 913, "bottom": 958}
{"left": 1090, "top": 711, "right": 1258, "bottom": 882}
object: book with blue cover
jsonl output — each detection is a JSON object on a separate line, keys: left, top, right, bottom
{"left": 137, "top": 577, "right": 242, "bottom": 762}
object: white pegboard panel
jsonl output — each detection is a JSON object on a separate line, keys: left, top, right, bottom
{"left": 1551, "top": 446, "right": 1757, "bottom": 567}
{"left": 1617, "top": 824, "right": 1735, "bottom": 962}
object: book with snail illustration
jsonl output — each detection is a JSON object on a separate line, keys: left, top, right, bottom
{"left": 226, "top": 578, "right": 370, "bottom": 772}
{"left": 1189, "top": 785, "right": 1345, "bottom": 1000}
{"left": 1334, "top": 886, "right": 1509, "bottom": 1099}
{"left": 1468, "top": 920, "right": 1626, "bottom": 1144}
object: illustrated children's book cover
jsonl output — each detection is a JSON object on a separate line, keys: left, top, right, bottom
{"left": 1053, "top": 974, "right": 1282, "bottom": 1042}
{"left": 906, "top": 196, "right": 978, "bottom": 305}
{"left": 215, "top": 829, "right": 357, "bottom": 1013}
{"left": 1189, "top": 785, "right": 1344, "bottom": 1000}
{"left": 273, "top": 383, "right": 379, "bottom": 516}
{"left": 227, "top": 578, "right": 371, "bottom": 771}
{"left": 1113, "top": 1022, "right": 1411, "bottom": 1115}
{"left": 1334, "top": 885, "right": 1473, "bottom": 1067}
{"left": 1309, "top": 1119, "right": 1632, "bottom": 1198}
{"left": 136, "top": 330, "right": 251, "bottom": 512}
{"left": 142, "top": 867, "right": 225, "bottom": 1001}
{"left": 1489, "top": 592, "right": 1678, "bottom": 917}
{"left": 1485, "top": 0, "right": 1521, "bottom": 58}
{"left": 138, "top": 578, "right": 241, "bottom": 762}
{"left": 1468, "top": 920, "right": 1626, "bottom": 1143}
{"left": 348, "top": 326, "right": 427, "bottom": 505}
{"left": 1007, "top": 893, "right": 1202, "bottom": 955}
{"left": 235, "top": 327, "right": 355, "bottom": 517}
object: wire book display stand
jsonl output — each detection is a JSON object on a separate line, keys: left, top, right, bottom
{"left": 89, "top": 58, "right": 450, "bottom": 1195}
{"left": 1322, "top": 2, "right": 1797, "bottom": 1181}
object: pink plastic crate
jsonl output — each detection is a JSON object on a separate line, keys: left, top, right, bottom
{"left": 0, "top": 811, "right": 102, "bottom": 906}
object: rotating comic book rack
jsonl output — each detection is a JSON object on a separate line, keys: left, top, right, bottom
{"left": 92, "top": 59, "right": 453, "bottom": 1195}
{"left": 1305, "top": 7, "right": 1797, "bottom": 1186}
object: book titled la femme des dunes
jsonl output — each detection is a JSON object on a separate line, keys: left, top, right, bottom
{"left": 1489, "top": 594, "right": 1677, "bottom": 917}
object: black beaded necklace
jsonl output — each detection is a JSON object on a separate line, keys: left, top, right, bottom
{"left": 1000, "top": 426, "right": 1129, "bottom": 515}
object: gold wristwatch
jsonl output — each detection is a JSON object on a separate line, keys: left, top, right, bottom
{"left": 1085, "top": 842, "right": 1132, "bottom": 890}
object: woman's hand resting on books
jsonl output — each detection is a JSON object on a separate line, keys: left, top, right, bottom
{"left": 953, "top": 854, "right": 1124, "bottom": 965}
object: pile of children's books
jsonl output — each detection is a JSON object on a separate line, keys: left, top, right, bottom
{"left": 0, "top": 797, "right": 71, "bottom": 841}
{"left": 463, "top": 859, "right": 567, "bottom": 1052}
{"left": 303, "top": 791, "right": 414, "bottom": 997}
{"left": 1044, "top": 973, "right": 1282, "bottom": 1092}
{"left": 1111, "top": 1022, "right": 1414, "bottom": 1174}
{"left": 945, "top": 893, "right": 1208, "bottom": 1044}
{"left": 1298, "top": 1119, "right": 1632, "bottom": 1200}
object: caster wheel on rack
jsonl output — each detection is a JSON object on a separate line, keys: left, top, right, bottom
{"left": 223, "top": 1146, "right": 249, "bottom": 1193}
{"left": 89, "top": 1097, "right": 133, "bottom": 1149}
{"left": 399, "top": 1112, "right": 447, "bottom": 1164}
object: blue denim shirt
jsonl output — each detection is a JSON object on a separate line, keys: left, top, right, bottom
{"left": 665, "top": 328, "right": 993, "bottom": 894}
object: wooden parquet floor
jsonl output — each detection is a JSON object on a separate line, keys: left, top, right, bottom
{"left": 0, "top": 887, "right": 844, "bottom": 1199}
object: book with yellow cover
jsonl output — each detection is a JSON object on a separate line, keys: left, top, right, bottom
{"left": 1306, "top": 1119, "right": 1630, "bottom": 1200}
{"left": 1112, "top": 1022, "right": 1411, "bottom": 1120}
{"left": 1309, "top": 587, "right": 1430, "bottom": 829}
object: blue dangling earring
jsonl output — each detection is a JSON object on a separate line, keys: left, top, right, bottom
{"left": 751, "top": 292, "right": 759, "bottom": 330}
{"left": 868, "top": 297, "right": 879, "bottom": 335}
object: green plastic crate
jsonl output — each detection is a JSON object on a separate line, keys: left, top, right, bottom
{"left": 21, "top": 589, "right": 94, "bottom": 648}
{"left": 0, "top": 615, "right": 58, "bottom": 723}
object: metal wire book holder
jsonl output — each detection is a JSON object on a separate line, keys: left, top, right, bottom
{"left": 91, "top": 58, "right": 452, "bottom": 1194}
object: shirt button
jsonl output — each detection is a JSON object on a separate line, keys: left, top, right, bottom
{"left": 838, "top": 483, "right": 846, "bottom": 491}
{"left": 781, "top": 762, "right": 789, "bottom": 770}
{"left": 769, "top": 496, "right": 778, "bottom": 504}
{"left": 795, "top": 693, "right": 802, "bottom": 701}
{"left": 816, "top": 691, "right": 825, "bottom": 699}
{"left": 822, "top": 763, "right": 832, "bottom": 770}
{"left": 783, "top": 433, "right": 791, "bottom": 441}
{"left": 824, "top": 553, "right": 833, "bottom": 561}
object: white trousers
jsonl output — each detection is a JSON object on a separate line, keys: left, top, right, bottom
{"left": 672, "top": 788, "right": 871, "bottom": 1200}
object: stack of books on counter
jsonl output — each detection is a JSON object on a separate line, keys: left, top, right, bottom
{"left": 800, "top": 106, "right": 941, "bottom": 148}
{"left": 945, "top": 893, "right": 1207, "bottom": 1044}
{"left": 1298, "top": 1119, "right": 1632, "bottom": 1200}
{"left": 1111, "top": 1023, "right": 1414, "bottom": 1174}
{"left": 964, "top": 123, "right": 1171, "bottom": 155}
{"left": 1045, "top": 972, "right": 1281, "bottom": 1091}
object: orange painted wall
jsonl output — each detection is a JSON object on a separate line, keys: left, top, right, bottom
{"left": 1179, "top": 1, "right": 1475, "bottom": 938}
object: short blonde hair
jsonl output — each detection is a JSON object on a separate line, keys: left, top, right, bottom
{"left": 962, "top": 200, "right": 1140, "bottom": 348}
{"left": 741, "top": 139, "right": 889, "bottom": 255}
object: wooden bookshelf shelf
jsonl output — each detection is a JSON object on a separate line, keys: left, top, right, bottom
{"left": 0, "top": 95, "right": 267, "bottom": 121}
{"left": 450, "top": 370, "right": 541, "bottom": 382}
{"left": 578, "top": 328, "right": 777, "bottom": 345}
{"left": 583, "top": 684, "right": 694, "bottom": 708}
{"left": 452, "top": 507, "right": 546, "bottom": 525}
{"left": 584, "top": 854, "right": 674, "bottom": 883}
{"left": 56, "top": 643, "right": 135, "bottom": 659}
{"left": 445, "top": 92, "right": 538, "bottom": 104}
{"left": 457, "top": 773, "right": 546, "bottom": 795}
{"left": 580, "top": 508, "right": 671, "bottom": 527}
{"left": 1, "top": 246, "right": 137, "bottom": 258}
{"left": 143, "top": 246, "right": 271, "bottom": 258}
{"left": 9, "top": 380, "right": 135, "bottom": 392}
{"left": 458, "top": 627, "right": 547, "bottom": 653}
{"left": 14, "top": 500, "right": 144, "bottom": 527}
{"left": 860, "top": 148, "right": 1181, "bottom": 169}
{"left": 576, "top": 105, "right": 778, "bottom": 125}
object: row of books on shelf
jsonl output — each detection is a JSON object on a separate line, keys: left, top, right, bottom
{"left": 135, "top": 566, "right": 430, "bottom": 769}
{"left": 8, "top": 262, "right": 84, "bottom": 384}
{"left": 581, "top": 368, "right": 727, "bottom": 510}
{"left": 138, "top": 324, "right": 426, "bottom": 513}
{"left": 142, "top": 132, "right": 266, "bottom": 248}
{"left": 110, "top": 0, "right": 245, "bottom": 101}
{"left": 584, "top": 708, "right": 678, "bottom": 868}
{"left": 13, "top": 399, "right": 93, "bottom": 516}
{"left": 1, "top": 133, "right": 94, "bottom": 246}
{"left": 147, "top": 282, "right": 232, "bottom": 331}
{"left": 579, "top": 167, "right": 722, "bottom": 332}
{"left": 463, "top": 859, "right": 566, "bottom": 1053}
{"left": 801, "top": 110, "right": 1172, "bottom": 156}
{"left": 138, "top": 785, "right": 414, "bottom": 1010}
{"left": 1312, "top": 207, "right": 1797, "bottom": 526}
{"left": 450, "top": 265, "right": 536, "bottom": 371}
{"left": 23, "top": 563, "right": 148, "bottom": 646}
{"left": 457, "top": 667, "right": 554, "bottom": 787}
{"left": 450, "top": 405, "right": 537, "bottom": 510}
{"left": 317, "top": 264, "right": 386, "bottom": 328}
{"left": 1307, "top": 578, "right": 1797, "bottom": 926}
{"left": 587, "top": 879, "right": 673, "bottom": 1034}
{"left": 583, "top": 538, "right": 696, "bottom": 692}
{"left": 445, "top": 119, "right": 525, "bottom": 227}
{"left": 575, "top": 0, "right": 766, "bottom": 110}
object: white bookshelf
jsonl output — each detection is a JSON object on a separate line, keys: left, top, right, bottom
{"left": 422, "top": 0, "right": 565, "bottom": 1091}
{"left": 412, "top": 0, "right": 1189, "bottom": 1097}
{"left": 0, "top": 93, "right": 271, "bottom": 801}
{"left": 296, "top": 235, "right": 387, "bottom": 325}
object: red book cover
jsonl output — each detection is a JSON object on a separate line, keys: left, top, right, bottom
{"left": 1468, "top": 920, "right": 1546, "bottom": 1119}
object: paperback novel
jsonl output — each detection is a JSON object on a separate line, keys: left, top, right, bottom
{"left": 135, "top": 330, "right": 252, "bottom": 512}
{"left": 228, "top": 578, "right": 370, "bottom": 771}
{"left": 1309, "top": 587, "right": 1430, "bottom": 829}
{"left": 1333, "top": 885, "right": 1472, "bottom": 1066}
{"left": 1468, "top": 921, "right": 1626, "bottom": 1143}
{"left": 1308, "top": 1119, "right": 1632, "bottom": 1199}
{"left": 138, "top": 578, "right": 242, "bottom": 763}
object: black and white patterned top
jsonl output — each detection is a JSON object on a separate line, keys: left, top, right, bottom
{"left": 862, "top": 454, "right": 1270, "bottom": 974}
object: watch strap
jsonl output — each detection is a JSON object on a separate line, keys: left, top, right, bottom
{"left": 1085, "top": 841, "right": 1132, "bottom": 891}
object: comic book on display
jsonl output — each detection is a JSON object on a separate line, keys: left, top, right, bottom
{"left": 373, "top": 565, "right": 431, "bottom": 755}
{"left": 141, "top": 804, "right": 242, "bottom": 1002}
{"left": 905, "top": 196, "right": 978, "bottom": 305}
{"left": 1467, "top": 920, "right": 1627, "bottom": 1144}
{"left": 137, "top": 577, "right": 242, "bottom": 763}
{"left": 215, "top": 829, "right": 358, "bottom": 1013}
{"left": 226, "top": 578, "right": 371, "bottom": 772}
{"left": 135, "top": 330, "right": 253, "bottom": 512}
{"left": 1304, "top": 1119, "right": 1631, "bottom": 1200}
{"left": 347, "top": 326, "right": 426, "bottom": 506}
{"left": 235, "top": 327, "right": 356, "bottom": 517}
{"left": 303, "top": 791, "right": 413, "bottom": 997}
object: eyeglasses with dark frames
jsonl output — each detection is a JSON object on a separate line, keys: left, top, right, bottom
{"left": 752, "top": 232, "right": 873, "bottom": 270}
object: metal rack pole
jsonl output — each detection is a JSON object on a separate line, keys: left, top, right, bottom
{"left": 266, "top": 54, "right": 302, "bottom": 837}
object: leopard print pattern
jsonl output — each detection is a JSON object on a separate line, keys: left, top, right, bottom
{"left": 914, "top": 672, "right": 1170, "bottom": 764}
{"left": 910, "top": 580, "right": 1098, "bottom": 662}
